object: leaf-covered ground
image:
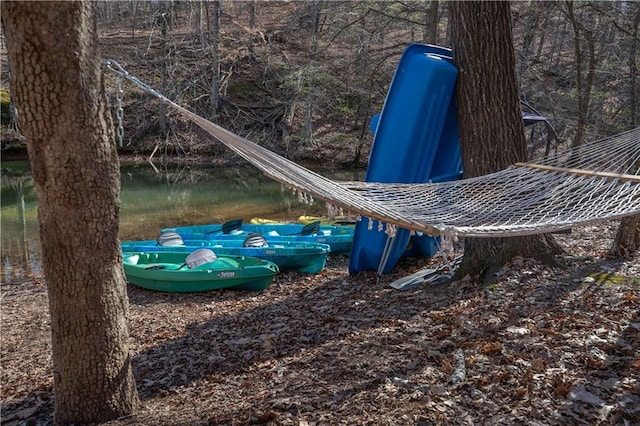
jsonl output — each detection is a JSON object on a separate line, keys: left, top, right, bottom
{"left": 2, "top": 222, "right": 639, "bottom": 425}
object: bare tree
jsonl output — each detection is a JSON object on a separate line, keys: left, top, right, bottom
{"left": 631, "top": 6, "right": 640, "bottom": 128}
{"left": 622, "top": 1, "right": 640, "bottom": 127}
{"left": 209, "top": 0, "right": 221, "bottom": 118}
{"left": 2, "top": 1, "right": 139, "bottom": 423}
{"left": 515, "top": 1, "right": 547, "bottom": 80}
{"left": 192, "top": 1, "right": 207, "bottom": 47}
{"left": 302, "top": 0, "right": 323, "bottom": 145}
{"left": 565, "top": 1, "right": 597, "bottom": 147}
{"left": 609, "top": 3, "right": 640, "bottom": 258}
{"left": 424, "top": 0, "right": 439, "bottom": 44}
{"left": 248, "top": 0, "right": 257, "bottom": 28}
{"left": 450, "top": 1, "right": 564, "bottom": 282}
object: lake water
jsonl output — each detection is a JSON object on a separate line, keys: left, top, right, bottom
{"left": 1, "top": 160, "right": 363, "bottom": 284}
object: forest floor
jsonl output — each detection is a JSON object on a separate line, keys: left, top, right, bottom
{"left": 2, "top": 221, "right": 639, "bottom": 425}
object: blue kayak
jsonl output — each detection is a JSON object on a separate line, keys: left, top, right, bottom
{"left": 121, "top": 237, "right": 330, "bottom": 274}
{"left": 349, "top": 44, "right": 462, "bottom": 275}
{"left": 162, "top": 222, "right": 354, "bottom": 255}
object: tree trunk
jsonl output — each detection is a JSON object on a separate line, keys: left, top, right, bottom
{"left": 158, "top": 4, "right": 172, "bottom": 137}
{"left": 130, "top": 0, "right": 138, "bottom": 40}
{"left": 550, "top": 10, "right": 567, "bottom": 70}
{"left": 303, "top": 0, "right": 322, "bottom": 146}
{"left": 607, "top": 4, "right": 640, "bottom": 256}
{"left": 566, "top": 1, "right": 597, "bottom": 147}
{"left": 423, "top": 1, "right": 439, "bottom": 44}
{"left": 450, "top": 1, "right": 563, "bottom": 282}
{"left": 193, "top": 1, "right": 206, "bottom": 47}
{"left": 628, "top": 5, "right": 640, "bottom": 127}
{"left": 1, "top": 2, "right": 139, "bottom": 423}
{"left": 610, "top": 215, "right": 640, "bottom": 257}
{"left": 210, "top": 0, "right": 221, "bottom": 118}
{"left": 517, "top": 2, "right": 542, "bottom": 80}
{"left": 609, "top": 6, "right": 640, "bottom": 256}
{"left": 248, "top": 0, "right": 256, "bottom": 28}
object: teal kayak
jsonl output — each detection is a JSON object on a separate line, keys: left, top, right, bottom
{"left": 162, "top": 221, "right": 354, "bottom": 255}
{"left": 122, "top": 250, "right": 279, "bottom": 292}
{"left": 121, "top": 237, "right": 330, "bottom": 274}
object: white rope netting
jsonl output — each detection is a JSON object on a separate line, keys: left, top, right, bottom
{"left": 106, "top": 60, "right": 640, "bottom": 240}
{"left": 341, "top": 128, "right": 640, "bottom": 237}
{"left": 178, "top": 103, "right": 640, "bottom": 239}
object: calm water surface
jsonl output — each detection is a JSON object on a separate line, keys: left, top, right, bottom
{"left": 1, "top": 161, "right": 362, "bottom": 284}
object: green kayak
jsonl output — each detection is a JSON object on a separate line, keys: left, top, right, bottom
{"left": 122, "top": 249, "right": 279, "bottom": 293}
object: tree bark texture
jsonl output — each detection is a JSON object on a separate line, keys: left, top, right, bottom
{"left": 210, "top": 0, "right": 221, "bottom": 118}
{"left": 610, "top": 215, "right": 640, "bottom": 257}
{"left": 450, "top": 1, "right": 563, "bottom": 282}
{"left": 1, "top": 2, "right": 139, "bottom": 423}
{"left": 628, "top": 5, "right": 639, "bottom": 127}
{"left": 424, "top": 1, "right": 440, "bottom": 44}
{"left": 566, "top": 1, "right": 596, "bottom": 148}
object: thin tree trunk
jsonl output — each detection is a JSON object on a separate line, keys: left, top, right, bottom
{"left": 423, "top": 0, "right": 439, "bottom": 44}
{"left": 517, "top": 3, "right": 542, "bottom": 80}
{"left": 629, "top": 7, "right": 640, "bottom": 127}
{"left": 158, "top": 8, "right": 169, "bottom": 136}
{"left": 210, "top": 0, "right": 221, "bottom": 118}
{"left": 193, "top": 1, "right": 206, "bottom": 47}
{"left": 566, "top": 1, "right": 597, "bottom": 147}
{"left": 612, "top": 3, "right": 640, "bottom": 258}
{"left": 535, "top": 15, "right": 547, "bottom": 62}
{"left": 249, "top": 0, "right": 256, "bottom": 28}
{"left": 550, "top": 10, "right": 567, "bottom": 70}
{"left": 303, "top": 0, "right": 322, "bottom": 145}
{"left": 130, "top": 0, "right": 138, "bottom": 41}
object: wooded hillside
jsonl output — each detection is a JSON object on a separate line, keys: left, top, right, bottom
{"left": 2, "top": 1, "right": 638, "bottom": 166}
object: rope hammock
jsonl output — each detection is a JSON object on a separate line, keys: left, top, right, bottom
{"left": 105, "top": 60, "right": 640, "bottom": 242}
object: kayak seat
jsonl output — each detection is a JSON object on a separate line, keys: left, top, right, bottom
{"left": 144, "top": 263, "right": 182, "bottom": 270}
{"left": 190, "top": 257, "right": 241, "bottom": 270}
{"left": 123, "top": 254, "right": 140, "bottom": 265}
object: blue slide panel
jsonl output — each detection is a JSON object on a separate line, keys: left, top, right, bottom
{"left": 349, "top": 44, "right": 461, "bottom": 274}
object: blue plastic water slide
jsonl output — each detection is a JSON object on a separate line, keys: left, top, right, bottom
{"left": 348, "top": 44, "right": 462, "bottom": 275}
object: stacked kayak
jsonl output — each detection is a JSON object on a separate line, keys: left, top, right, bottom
{"left": 349, "top": 44, "right": 550, "bottom": 275}
{"left": 163, "top": 220, "right": 354, "bottom": 255}
{"left": 349, "top": 43, "right": 462, "bottom": 275}
{"left": 122, "top": 233, "right": 330, "bottom": 274}
{"left": 255, "top": 216, "right": 357, "bottom": 226}
{"left": 122, "top": 249, "right": 279, "bottom": 292}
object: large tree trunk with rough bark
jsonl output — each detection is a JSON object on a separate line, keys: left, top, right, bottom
{"left": 450, "top": 1, "right": 563, "bottom": 282}
{"left": 2, "top": 1, "right": 139, "bottom": 423}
